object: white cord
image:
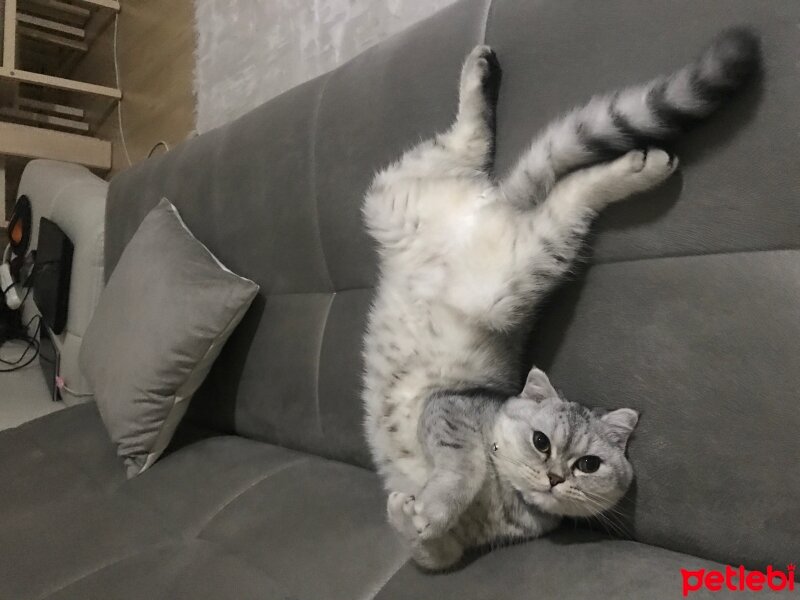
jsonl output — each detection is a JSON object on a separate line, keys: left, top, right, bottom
{"left": 147, "top": 140, "right": 170, "bottom": 158}
{"left": 55, "top": 376, "right": 94, "bottom": 399}
{"left": 113, "top": 13, "right": 134, "bottom": 167}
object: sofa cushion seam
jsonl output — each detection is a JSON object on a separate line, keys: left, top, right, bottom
{"left": 193, "top": 457, "right": 309, "bottom": 538}
{"left": 594, "top": 245, "right": 800, "bottom": 267}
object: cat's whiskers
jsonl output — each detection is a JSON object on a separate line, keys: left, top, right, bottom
{"left": 490, "top": 448, "right": 551, "bottom": 494}
{"left": 571, "top": 492, "right": 633, "bottom": 539}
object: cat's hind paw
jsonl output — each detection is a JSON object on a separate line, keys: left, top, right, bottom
{"left": 621, "top": 148, "right": 678, "bottom": 182}
{"left": 387, "top": 492, "right": 420, "bottom": 540}
{"left": 387, "top": 491, "right": 451, "bottom": 542}
{"left": 460, "top": 45, "right": 501, "bottom": 108}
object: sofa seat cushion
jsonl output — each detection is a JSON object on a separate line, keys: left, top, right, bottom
{"left": 377, "top": 530, "right": 779, "bottom": 600}
{"left": 0, "top": 404, "right": 406, "bottom": 600}
{"left": 3, "top": 405, "right": 782, "bottom": 600}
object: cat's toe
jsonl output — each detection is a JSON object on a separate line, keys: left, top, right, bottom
{"left": 402, "top": 494, "right": 416, "bottom": 516}
{"left": 412, "top": 513, "right": 431, "bottom": 536}
{"left": 467, "top": 45, "right": 494, "bottom": 67}
{"left": 387, "top": 492, "right": 419, "bottom": 540}
{"left": 412, "top": 498, "right": 451, "bottom": 540}
{"left": 387, "top": 492, "right": 405, "bottom": 515}
{"left": 640, "top": 148, "right": 678, "bottom": 180}
{"left": 626, "top": 149, "right": 647, "bottom": 173}
{"left": 463, "top": 45, "right": 500, "bottom": 83}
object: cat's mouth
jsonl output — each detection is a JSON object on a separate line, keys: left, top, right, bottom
{"left": 515, "top": 487, "right": 583, "bottom": 516}
{"left": 515, "top": 488, "right": 558, "bottom": 510}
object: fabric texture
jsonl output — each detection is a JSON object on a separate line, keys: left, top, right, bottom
{"left": 0, "top": 0, "right": 796, "bottom": 598}
{"left": 80, "top": 199, "right": 259, "bottom": 476}
{"left": 103, "top": 0, "right": 800, "bottom": 575}
{"left": 0, "top": 404, "right": 771, "bottom": 600}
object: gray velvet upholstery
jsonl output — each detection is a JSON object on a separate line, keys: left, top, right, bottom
{"left": 81, "top": 199, "right": 259, "bottom": 477}
{"left": 2, "top": 0, "right": 798, "bottom": 598}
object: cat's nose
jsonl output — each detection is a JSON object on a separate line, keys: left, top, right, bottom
{"left": 547, "top": 472, "right": 565, "bottom": 487}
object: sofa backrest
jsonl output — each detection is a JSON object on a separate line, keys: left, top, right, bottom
{"left": 106, "top": 0, "right": 799, "bottom": 575}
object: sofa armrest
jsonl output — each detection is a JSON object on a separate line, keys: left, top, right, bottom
{"left": 19, "top": 159, "right": 108, "bottom": 404}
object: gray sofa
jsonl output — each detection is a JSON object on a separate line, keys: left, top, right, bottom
{"left": 2, "top": 1, "right": 798, "bottom": 598}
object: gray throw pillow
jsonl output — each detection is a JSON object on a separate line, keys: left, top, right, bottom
{"left": 80, "top": 198, "right": 259, "bottom": 477}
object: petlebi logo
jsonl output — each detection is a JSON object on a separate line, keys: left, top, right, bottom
{"left": 681, "top": 564, "right": 796, "bottom": 596}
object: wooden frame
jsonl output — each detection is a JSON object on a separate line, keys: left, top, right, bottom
{"left": 0, "top": 105, "right": 90, "bottom": 132}
{"left": 0, "top": 0, "right": 119, "bottom": 181}
{"left": 0, "top": 67, "right": 120, "bottom": 97}
{"left": 18, "top": 96, "right": 84, "bottom": 119}
{"left": 1, "top": 0, "right": 120, "bottom": 98}
{"left": 18, "top": 25, "right": 89, "bottom": 52}
{"left": 21, "top": 0, "right": 91, "bottom": 21}
{"left": 0, "top": 121, "right": 110, "bottom": 168}
{"left": 18, "top": 11, "right": 85, "bottom": 38}
{"left": 3, "top": 0, "right": 17, "bottom": 69}
{"left": 73, "top": 0, "right": 119, "bottom": 12}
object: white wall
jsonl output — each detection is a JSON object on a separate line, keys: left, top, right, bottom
{"left": 194, "top": 0, "right": 459, "bottom": 133}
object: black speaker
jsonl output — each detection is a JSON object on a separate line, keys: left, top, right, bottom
{"left": 33, "top": 218, "right": 73, "bottom": 335}
{"left": 7, "top": 195, "right": 33, "bottom": 278}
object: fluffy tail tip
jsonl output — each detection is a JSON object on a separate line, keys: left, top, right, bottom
{"left": 706, "top": 26, "right": 762, "bottom": 87}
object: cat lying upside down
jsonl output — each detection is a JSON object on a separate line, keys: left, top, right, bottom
{"left": 362, "top": 29, "right": 759, "bottom": 570}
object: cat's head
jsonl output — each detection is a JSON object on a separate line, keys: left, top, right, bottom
{"left": 491, "top": 367, "right": 638, "bottom": 518}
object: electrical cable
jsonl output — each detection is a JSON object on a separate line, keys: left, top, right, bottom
{"left": 0, "top": 259, "right": 56, "bottom": 372}
{"left": 58, "top": 381, "right": 94, "bottom": 399}
{"left": 113, "top": 13, "right": 134, "bottom": 167}
{"left": 0, "top": 314, "right": 42, "bottom": 372}
{"left": 147, "top": 140, "right": 170, "bottom": 158}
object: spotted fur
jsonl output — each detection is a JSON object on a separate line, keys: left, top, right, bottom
{"left": 362, "top": 34, "right": 759, "bottom": 570}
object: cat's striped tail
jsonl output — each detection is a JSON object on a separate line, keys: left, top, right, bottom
{"left": 502, "top": 27, "right": 761, "bottom": 206}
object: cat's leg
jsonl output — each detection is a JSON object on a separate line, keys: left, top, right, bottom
{"left": 443, "top": 149, "right": 676, "bottom": 328}
{"left": 372, "top": 45, "right": 499, "bottom": 185}
{"left": 540, "top": 147, "right": 677, "bottom": 215}
{"left": 394, "top": 394, "right": 487, "bottom": 541}
{"left": 364, "top": 46, "right": 499, "bottom": 246}
{"left": 518, "top": 148, "right": 677, "bottom": 285}
{"left": 463, "top": 149, "right": 677, "bottom": 328}
{"left": 435, "top": 44, "right": 501, "bottom": 173}
{"left": 388, "top": 492, "right": 465, "bottom": 570}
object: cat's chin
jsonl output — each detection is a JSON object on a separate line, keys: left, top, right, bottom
{"left": 516, "top": 489, "right": 562, "bottom": 515}
{"left": 517, "top": 489, "right": 609, "bottom": 518}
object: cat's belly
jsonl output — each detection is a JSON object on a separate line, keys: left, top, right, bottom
{"left": 364, "top": 374, "right": 434, "bottom": 492}
{"left": 362, "top": 284, "right": 513, "bottom": 492}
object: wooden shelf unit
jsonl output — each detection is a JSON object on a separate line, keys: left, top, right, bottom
{"left": 0, "top": 0, "right": 118, "bottom": 171}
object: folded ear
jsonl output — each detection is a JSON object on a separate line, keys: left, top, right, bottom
{"left": 521, "top": 367, "right": 558, "bottom": 401}
{"left": 601, "top": 408, "right": 639, "bottom": 447}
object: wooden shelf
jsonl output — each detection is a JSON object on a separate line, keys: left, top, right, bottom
{"left": 18, "top": 96, "right": 85, "bottom": 119}
{"left": 0, "top": 105, "right": 89, "bottom": 132}
{"left": 0, "top": 0, "right": 119, "bottom": 170}
{"left": 18, "top": 25, "right": 88, "bottom": 52}
{"left": 73, "top": 0, "right": 119, "bottom": 12}
{"left": 0, "top": 67, "right": 120, "bottom": 98}
{"left": 0, "top": 121, "right": 110, "bottom": 168}
{"left": 20, "top": 0, "right": 91, "bottom": 22}
{"left": 18, "top": 11, "right": 85, "bottom": 38}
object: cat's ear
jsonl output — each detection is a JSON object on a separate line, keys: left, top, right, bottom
{"left": 521, "top": 367, "right": 558, "bottom": 401}
{"left": 601, "top": 408, "right": 639, "bottom": 447}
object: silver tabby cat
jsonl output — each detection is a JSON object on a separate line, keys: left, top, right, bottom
{"left": 362, "top": 29, "right": 759, "bottom": 570}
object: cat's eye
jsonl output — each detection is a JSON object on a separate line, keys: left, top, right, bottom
{"left": 574, "top": 455, "right": 601, "bottom": 473}
{"left": 532, "top": 431, "right": 550, "bottom": 454}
